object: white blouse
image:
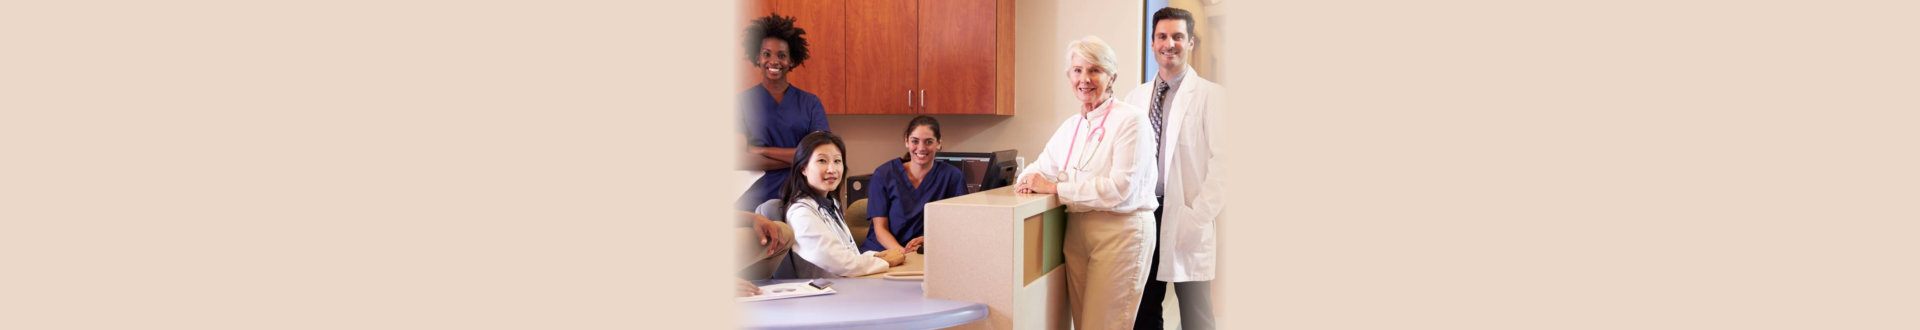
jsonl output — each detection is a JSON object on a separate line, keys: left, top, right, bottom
{"left": 1016, "top": 97, "right": 1160, "bottom": 214}
{"left": 785, "top": 197, "right": 889, "bottom": 278}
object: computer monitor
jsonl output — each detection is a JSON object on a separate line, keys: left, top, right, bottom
{"left": 935, "top": 149, "right": 1018, "bottom": 194}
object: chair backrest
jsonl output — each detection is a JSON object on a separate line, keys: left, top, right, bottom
{"left": 753, "top": 198, "right": 785, "bottom": 222}
{"left": 845, "top": 199, "right": 870, "bottom": 244}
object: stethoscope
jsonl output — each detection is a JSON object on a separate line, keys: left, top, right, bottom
{"left": 812, "top": 196, "right": 857, "bottom": 247}
{"left": 1059, "top": 99, "right": 1115, "bottom": 173}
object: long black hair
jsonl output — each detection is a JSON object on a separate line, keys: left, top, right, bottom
{"left": 782, "top": 131, "right": 846, "bottom": 212}
{"left": 898, "top": 115, "right": 943, "bottom": 161}
{"left": 744, "top": 13, "right": 811, "bottom": 69}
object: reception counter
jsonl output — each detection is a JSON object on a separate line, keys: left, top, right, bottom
{"left": 925, "top": 186, "right": 1070, "bottom": 330}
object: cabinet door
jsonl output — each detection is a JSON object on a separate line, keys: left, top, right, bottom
{"left": 918, "top": 0, "right": 999, "bottom": 114}
{"left": 843, "top": 0, "right": 918, "bottom": 114}
{"left": 773, "top": 0, "right": 846, "bottom": 114}
{"left": 739, "top": 0, "right": 776, "bottom": 91}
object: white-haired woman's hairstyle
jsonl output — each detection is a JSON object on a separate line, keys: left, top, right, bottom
{"left": 1065, "top": 35, "right": 1121, "bottom": 94}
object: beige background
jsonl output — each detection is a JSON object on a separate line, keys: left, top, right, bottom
{"left": 6, "top": 1, "right": 1918, "bottom": 330}
{"left": 1235, "top": 0, "right": 1920, "bottom": 328}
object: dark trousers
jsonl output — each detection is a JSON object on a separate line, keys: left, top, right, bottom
{"left": 1136, "top": 197, "right": 1215, "bottom": 330}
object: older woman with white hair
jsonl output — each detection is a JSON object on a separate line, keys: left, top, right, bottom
{"left": 1014, "top": 35, "right": 1159, "bottom": 330}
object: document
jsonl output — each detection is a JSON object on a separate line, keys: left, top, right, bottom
{"left": 736, "top": 282, "right": 836, "bottom": 302}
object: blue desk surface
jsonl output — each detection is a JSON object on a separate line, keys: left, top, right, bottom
{"left": 741, "top": 278, "right": 987, "bottom": 330}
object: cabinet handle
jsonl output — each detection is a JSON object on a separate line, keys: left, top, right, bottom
{"left": 919, "top": 89, "right": 926, "bottom": 109}
{"left": 907, "top": 90, "right": 912, "bottom": 109}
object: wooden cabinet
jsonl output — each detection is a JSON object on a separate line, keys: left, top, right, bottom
{"left": 915, "top": 0, "right": 1013, "bottom": 115}
{"left": 843, "top": 0, "right": 918, "bottom": 114}
{"left": 747, "top": 0, "right": 1013, "bottom": 115}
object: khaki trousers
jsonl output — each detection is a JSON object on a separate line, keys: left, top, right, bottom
{"left": 736, "top": 221, "right": 794, "bottom": 279}
{"left": 1064, "top": 210, "right": 1156, "bottom": 330}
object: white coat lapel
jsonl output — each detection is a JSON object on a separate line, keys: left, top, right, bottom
{"left": 1161, "top": 69, "right": 1200, "bottom": 180}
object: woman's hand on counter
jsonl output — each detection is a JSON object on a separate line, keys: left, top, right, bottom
{"left": 1017, "top": 173, "right": 1057, "bottom": 194}
{"left": 877, "top": 248, "right": 907, "bottom": 266}
{"left": 903, "top": 237, "right": 925, "bottom": 253}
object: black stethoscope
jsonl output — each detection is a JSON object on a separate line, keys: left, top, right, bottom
{"left": 1059, "top": 99, "right": 1115, "bottom": 173}
{"left": 813, "top": 196, "right": 857, "bottom": 246}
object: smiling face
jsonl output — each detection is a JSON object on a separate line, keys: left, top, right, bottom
{"left": 1066, "top": 54, "right": 1113, "bottom": 106}
{"left": 757, "top": 37, "right": 792, "bottom": 83}
{"left": 1152, "top": 19, "right": 1194, "bottom": 71}
{"left": 802, "top": 143, "right": 844, "bottom": 195}
{"left": 904, "top": 125, "right": 941, "bottom": 165}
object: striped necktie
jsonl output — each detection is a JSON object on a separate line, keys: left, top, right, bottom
{"left": 1149, "top": 81, "right": 1170, "bottom": 160}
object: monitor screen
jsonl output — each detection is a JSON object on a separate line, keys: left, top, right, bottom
{"left": 934, "top": 155, "right": 992, "bottom": 193}
{"left": 935, "top": 150, "right": 1017, "bottom": 194}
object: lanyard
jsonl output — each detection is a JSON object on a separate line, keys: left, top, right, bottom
{"left": 1061, "top": 100, "right": 1114, "bottom": 172}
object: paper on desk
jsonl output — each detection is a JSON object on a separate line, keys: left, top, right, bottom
{"left": 736, "top": 282, "right": 836, "bottom": 302}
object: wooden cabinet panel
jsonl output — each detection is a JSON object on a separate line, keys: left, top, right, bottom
{"left": 918, "top": 0, "right": 1000, "bottom": 115}
{"left": 774, "top": 0, "right": 846, "bottom": 114}
{"left": 843, "top": 0, "right": 918, "bottom": 115}
{"left": 993, "top": 0, "right": 1015, "bottom": 116}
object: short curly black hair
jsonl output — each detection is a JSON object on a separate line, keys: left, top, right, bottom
{"left": 743, "top": 13, "right": 810, "bottom": 69}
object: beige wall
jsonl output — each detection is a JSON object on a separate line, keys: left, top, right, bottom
{"left": 828, "top": 0, "right": 1143, "bottom": 175}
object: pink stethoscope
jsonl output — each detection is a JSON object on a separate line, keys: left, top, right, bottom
{"left": 1059, "top": 100, "right": 1114, "bottom": 172}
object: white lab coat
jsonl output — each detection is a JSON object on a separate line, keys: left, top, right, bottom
{"left": 786, "top": 197, "right": 889, "bottom": 278}
{"left": 1124, "top": 68, "right": 1226, "bottom": 283}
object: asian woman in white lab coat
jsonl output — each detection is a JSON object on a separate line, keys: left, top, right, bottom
{"left": 1015, "top": 36, "right": 1159, "bottom": 330}
{"left": 783, "top": 131, "right": 907, "bottom": 278}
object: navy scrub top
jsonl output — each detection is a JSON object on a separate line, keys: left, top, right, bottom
{"left": 736, "top": 84, "right": 831, "bottom": 211}
{"left": 860, "top": 158, "right": 969, "bottom": 252}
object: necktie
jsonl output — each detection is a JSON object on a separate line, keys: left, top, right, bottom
{"left": 1149, "top": 81, "right": 1170, "bottom": 161}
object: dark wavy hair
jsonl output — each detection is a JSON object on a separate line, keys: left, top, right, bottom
{"left": 1151, "top": 7, "right": 1199, "bottom": 47}
{"left": 898, "top": 115, "right": 942, "bottom": 161}
{"left": 743, "top": 13, "right": 810, "bottom": 69}
{"left": 782, "top": 131, "right": 846, "bottom": 212}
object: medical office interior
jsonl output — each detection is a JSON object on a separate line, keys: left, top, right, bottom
{"left": 733, "top": 0, "right": 1230, "bottom": 329}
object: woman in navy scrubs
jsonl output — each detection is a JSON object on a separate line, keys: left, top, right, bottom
{"left": 736, "top": 13, "right": 832, "bottom": 211}
{"left": 860, "top": 116, "right": 969, "bottom": 253}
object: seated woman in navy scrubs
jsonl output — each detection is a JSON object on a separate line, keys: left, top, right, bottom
{"left": 737, "top": 13, "right": 831, "bottom": 211}
{"left": 861, "top": 116, "right": 969, "bottom": 253}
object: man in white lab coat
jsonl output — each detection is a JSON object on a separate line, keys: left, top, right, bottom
{"left": 1124, "top": 7, "right": 1225, "bottom": 330}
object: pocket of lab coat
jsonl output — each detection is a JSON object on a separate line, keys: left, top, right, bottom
{"left": 1169, "top": 203, "right": 1216, "bottom": 249}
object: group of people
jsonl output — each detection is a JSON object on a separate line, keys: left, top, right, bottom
{"left": 733, "top": 8, "right": 1225, "bottom": 330}
{"left": 730, "top": 14, "right": 967, "bottom": 282}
